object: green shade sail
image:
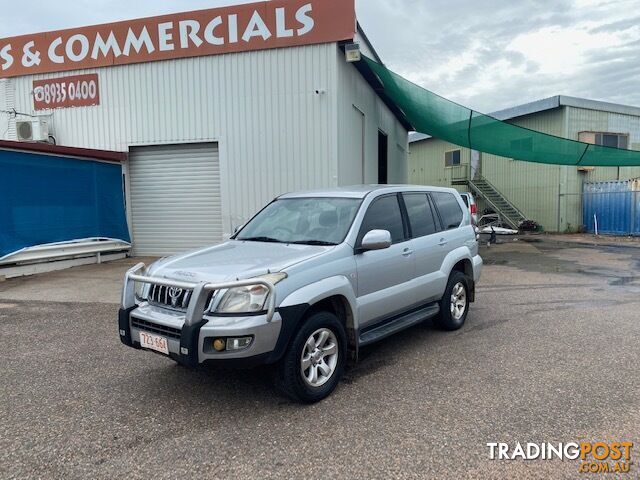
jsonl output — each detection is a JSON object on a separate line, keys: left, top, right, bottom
{"left": 363, "top": 56, "right": 640, "bottom": 167}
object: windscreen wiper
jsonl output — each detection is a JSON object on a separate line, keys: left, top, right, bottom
{"left": 288, "top": 240, "right": 337, "bottom": 246}
{"left": 239, "top": 236, "right": 282, "bottom": 243}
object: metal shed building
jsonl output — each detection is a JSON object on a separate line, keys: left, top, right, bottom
{"left": 0, "top": 0, "right": 409, "bottom": 257}
{"left": 409, "top": 96, "right": 640, "bottom": 232}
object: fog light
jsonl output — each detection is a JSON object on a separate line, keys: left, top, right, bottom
{"left": 119, "top": 329, "right": 126, "bottom": 336}
{"left": 213, "top": 339, "right": 226, "bottom": 351}
{"left": 226, "top": 337, "right": 252, "bottom": 351}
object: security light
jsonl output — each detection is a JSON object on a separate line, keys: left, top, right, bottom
{"left": 345, "top": 43, "right": 361, "bottom": 63}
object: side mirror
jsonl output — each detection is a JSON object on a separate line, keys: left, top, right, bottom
{"left": 360, "top": 230, "right": 392, "bottom": 251}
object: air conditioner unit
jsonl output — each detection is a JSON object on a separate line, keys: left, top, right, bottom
{"left": 16, "top": 120, "right": 49, "bottom": 142}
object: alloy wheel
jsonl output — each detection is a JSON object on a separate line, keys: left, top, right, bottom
{"left": 300, "top": 328, "right": 339, "bottom": 387}
{"left": 450, "top": 282, "right": 467, "bottom": 320}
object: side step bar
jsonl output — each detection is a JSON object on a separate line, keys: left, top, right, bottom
{"left": 358, "top": 303, "right": 440, "bottom": 347}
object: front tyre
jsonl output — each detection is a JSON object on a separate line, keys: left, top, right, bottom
{"left": 434, "top": 271, "right": 470, "bottom": 331}
{"left": 276, "top": 311, "right": 347, "bottom": 403}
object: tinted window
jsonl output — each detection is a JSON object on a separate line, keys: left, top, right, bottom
{"left": 431, "top": 192, "right": 463, "bottom": 230}
{"left": 359, "top": 195, "right": 405, "bottom": 244}
{"left": 403, "top": 193, "right": 437, "bottom": 237}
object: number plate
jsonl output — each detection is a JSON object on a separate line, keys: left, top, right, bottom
{"left": 139, "top": 331, "right": 169, "bottom": 355}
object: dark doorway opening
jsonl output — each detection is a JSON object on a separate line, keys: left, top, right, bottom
{"left": 378, "top": 130, "right": 388, "bottom": 184}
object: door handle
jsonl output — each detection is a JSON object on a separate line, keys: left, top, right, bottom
{"left": 438, "top": 238, "right": 448, "bottom": 247}
{"left": 402, "top": 248, "right": 414, "bottom": 257}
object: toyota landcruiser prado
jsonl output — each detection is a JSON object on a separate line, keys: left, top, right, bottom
{"left": 119, "top": 185, "right": 482, "bottom": 403}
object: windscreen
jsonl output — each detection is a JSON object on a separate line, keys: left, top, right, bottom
{"left": 236, "top": 197, "right": 361, "bottom": 246}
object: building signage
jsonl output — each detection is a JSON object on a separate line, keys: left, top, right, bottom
{"left": 33, "top": 74, "right": 100, "bottom": 110}
{"left": 0, "top": 0, "right": 355, "bottom": 78}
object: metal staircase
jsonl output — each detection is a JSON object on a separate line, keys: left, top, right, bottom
{"left": 468, "top": 176, "right": 527, "bottom": 230}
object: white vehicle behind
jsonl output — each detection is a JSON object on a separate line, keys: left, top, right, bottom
{"left": 460, "top": 192, "right": 478, "bottom": 225}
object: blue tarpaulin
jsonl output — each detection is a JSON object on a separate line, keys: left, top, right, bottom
{"left": 0, "top": 149, "right": 130, "bottom": 258}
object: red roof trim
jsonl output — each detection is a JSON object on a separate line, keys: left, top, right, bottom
{"left": 0, "top": 140, "right": 126, "bottom": 162}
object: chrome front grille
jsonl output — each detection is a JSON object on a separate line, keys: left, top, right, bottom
{"left": 147, "top": 284, "right": 192, "bottom": 310}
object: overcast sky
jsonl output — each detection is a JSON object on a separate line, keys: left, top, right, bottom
{"left": 1, "top": 0, "right": 639, "bottom": 112}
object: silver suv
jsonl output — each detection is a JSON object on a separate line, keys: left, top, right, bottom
{"left": 119, "top": 185, "right": 482, "bottom": 403}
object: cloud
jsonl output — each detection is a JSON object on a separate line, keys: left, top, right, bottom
{"left": 0, "top": 1, "right": 256, "bottom": 37}
{"left": 357, "top": 0, "right": 640, "bottom": 112}
{"left": 588, "top": 16, "right": 640, "bottom": 34}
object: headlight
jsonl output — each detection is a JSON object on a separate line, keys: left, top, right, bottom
{"left": 215, "top": 273, "right": 286, "bottom": 314}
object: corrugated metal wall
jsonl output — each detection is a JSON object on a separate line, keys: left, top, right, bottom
{"left": 31, "top": 45, "right": 337, "bottom": 235}
{"left": 0, "top": 79, "right": 14, "bottom": 140}
{"left": 0, "top": 80, "right": 6, "bottom": 138}
{"left": 410, "top": 106, "right": 640, "bottom": 232}
{"left": 336, "top": 48, "right": 408, "bottom": 185}
{"left": 8, "top": 44, "right": 408, "bottom": 238}
{"left": 409, "top": 139, "right": 471, "bottom": 187}
{"left": 409, "top": 109, "right": 564, "bottom": 229}
{"left": 480, "top": 109, "right": 564, "bottom": 230}
{"left": 563, "top": 107, "right": 640, "bottom": 231}
{"left": 565, "top": 106, "right": 640, "bottom": 186}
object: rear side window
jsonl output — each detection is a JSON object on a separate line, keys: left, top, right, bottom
{"left": 403, "top": 193, "right": 438, "bottom": 238}
{"left": 460, "top": 194, "right": 469, "bottom": 207}
{"left": 431, "top": 192, "right": 463, "bottom": 230}
{"left": 359, "top": 195, "right": 405, "bottom": 244}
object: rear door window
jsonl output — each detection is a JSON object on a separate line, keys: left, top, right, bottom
{"left": 431, "top": 192, "right": 463, "bottom": 230}
{"left": 358, "top": 195, "right": 406, "bottom": 244}
{"left": 402, "top": 193, "right": 438, "bottom": 238}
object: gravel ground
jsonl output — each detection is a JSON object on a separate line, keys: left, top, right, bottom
{"left": 0, "top": 239, "right": 638, "bottom": 479}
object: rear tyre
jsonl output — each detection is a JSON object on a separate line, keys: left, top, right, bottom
{"left": 434, "top": 271, "right": 470, "bottom": 331}
{"left": 276, "top": 311, "right": 347, "bottom": 403}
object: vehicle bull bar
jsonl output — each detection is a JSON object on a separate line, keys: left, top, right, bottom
{"left": 121, "top": 263, "right": 277, "bottom": 325}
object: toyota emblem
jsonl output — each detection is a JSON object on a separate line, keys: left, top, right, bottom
{"left": 168, "top": 287, "right": 183, "bottom": 307}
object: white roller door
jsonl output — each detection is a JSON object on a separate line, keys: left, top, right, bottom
{"left": 128, "top": 143, "right": 222, "bottom": 256}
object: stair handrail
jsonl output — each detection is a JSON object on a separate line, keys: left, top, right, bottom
{"left": 468, "top": 183, "right": 517, "bottom": 229}
{"left": 471, "top": 174, "right": 527, "bottom": 220}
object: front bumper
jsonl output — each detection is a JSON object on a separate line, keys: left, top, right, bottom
{"left": 119, "top": 304, "right": 283, "bottom": 367}
{"left": 119, "top": 263, "right": 282, "bottom": 367}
